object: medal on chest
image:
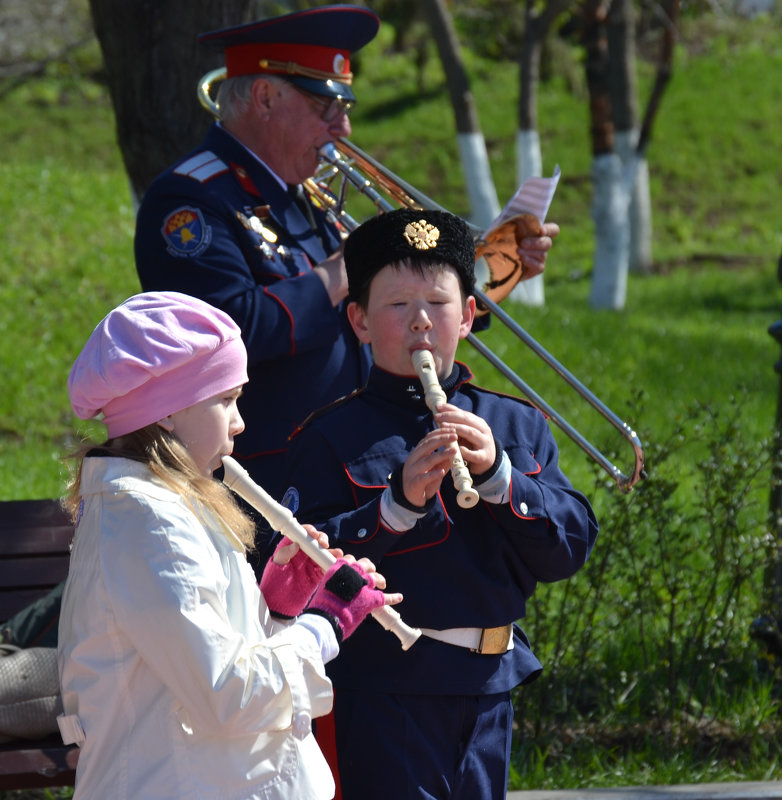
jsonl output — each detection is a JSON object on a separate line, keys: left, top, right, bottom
{"left": 236, "top": 208, "right": 291, "bottom": 260}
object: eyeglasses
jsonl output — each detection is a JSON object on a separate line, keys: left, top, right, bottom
{"left": 292, "top": 85, "right": 354, "bottom": 122}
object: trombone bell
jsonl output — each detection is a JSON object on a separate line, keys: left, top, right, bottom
{"left": 198, "top": 67, "right": 225, "bottom": 118}
{"left": 474, "top": 213, "right": 543, "bottom": 314}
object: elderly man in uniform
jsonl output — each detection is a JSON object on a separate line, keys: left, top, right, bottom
{"left": 134, "top": 4, "right": 559, "bottom": 525}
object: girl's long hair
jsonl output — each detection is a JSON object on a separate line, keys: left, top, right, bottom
{"left": 63, "top": 425, "right": 256, "bottom": 551}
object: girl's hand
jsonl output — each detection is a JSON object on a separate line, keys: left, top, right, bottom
{"left": 337, "top": 554, "right": 403, "bottom": 606}
{"left": 272, "top": 524, "right": 346, "bottom": 563}
{"left": 261, "top": 526, "right": 338, "bottom": 619}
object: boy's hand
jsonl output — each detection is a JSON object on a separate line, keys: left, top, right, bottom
{"left": 402, "top": 428, "right": 459, "bottom": 507}
{"left": 434, "top": 404, "right": 496, "bottom": 476}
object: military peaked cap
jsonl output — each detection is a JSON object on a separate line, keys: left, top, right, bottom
{"left": 198, "top": 5, "right": 380, "bottom": 103}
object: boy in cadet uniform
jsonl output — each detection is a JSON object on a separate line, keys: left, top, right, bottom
{"left": 285, "top": 208, "right": 599, "bottom": 800}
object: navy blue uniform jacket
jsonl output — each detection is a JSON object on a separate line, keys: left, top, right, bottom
{"left": 134, "top": 123, "right": 370, "bottom": 500}
{"left": 287, "top": 362, "right": 599, "bottom": 696}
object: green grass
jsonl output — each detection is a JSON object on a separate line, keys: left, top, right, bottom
{"left": 1, "top": 14, "right": 779, "bottom": 500}
{"left": 1, "top": 10, "right": 781, "bottom": 794}
{"left": 0, "top": 75, "right": 140, "bottom": 498}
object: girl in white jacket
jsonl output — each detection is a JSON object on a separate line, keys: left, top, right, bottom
{"left": 58, "top": 291, "right": 397, "bottom": 800}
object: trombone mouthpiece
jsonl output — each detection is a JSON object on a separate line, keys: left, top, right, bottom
{"left": 318, "top": 142, "right": 339, "bottom": 161}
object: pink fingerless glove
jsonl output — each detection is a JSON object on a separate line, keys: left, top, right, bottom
{"left": 259, "top": 537, "right": 326, "bottom": 619}
{"left": 304, "top": 559, "right": 386, "bottom": 643}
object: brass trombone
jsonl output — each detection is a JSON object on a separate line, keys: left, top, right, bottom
{"left": 198, "top": 69, "right": 646, "bottom": 492}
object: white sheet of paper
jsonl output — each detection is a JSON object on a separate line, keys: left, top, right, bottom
{"left": 482, "top": 166, "right": 562, "bottom": 237}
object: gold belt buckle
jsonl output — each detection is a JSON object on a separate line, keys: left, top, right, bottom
{"left": 473, "top": 624, "right": 512, "bottom": 655}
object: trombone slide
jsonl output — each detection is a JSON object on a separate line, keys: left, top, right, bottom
{"left": 315, "top": 140, "right": 645, "bottom": 492}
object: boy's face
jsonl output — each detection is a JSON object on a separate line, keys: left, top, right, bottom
{"left": 347, "top": 263, "right": 475, "bottom": 378}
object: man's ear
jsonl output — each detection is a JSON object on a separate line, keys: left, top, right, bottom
{"left": 458, "top": 295, "right": 477, "bottom": 340}
{"left": 250, "top": 77, "right": 274, "bottom": 116}
{"left": 347, "top": 301, "right": 371, "bottom": 344}
{"left": 156, "top": 416, "right": 175, "bottom": 433}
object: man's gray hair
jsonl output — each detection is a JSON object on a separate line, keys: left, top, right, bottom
{"left": 216, "top": 74, "right": 287, "bottom": 124}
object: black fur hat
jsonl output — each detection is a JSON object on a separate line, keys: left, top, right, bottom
{"left": 344, "top": 209, "right": 476, "bottom": 302}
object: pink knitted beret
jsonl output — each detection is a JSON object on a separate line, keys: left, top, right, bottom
{"left": 68, "top": 292, "right": 248, "bottom": 438}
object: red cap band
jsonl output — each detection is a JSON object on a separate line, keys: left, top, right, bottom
{"left": 225, "top": 42, "right": 351, "bottom": 81}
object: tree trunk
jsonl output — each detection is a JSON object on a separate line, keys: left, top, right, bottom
{"left": 589, "top": 154, "right": 630, "bottom": 308}
{"left": 88, "top": 0, "right": 269, "bottom": 204}
{"left": 420, "top": 0, "right": 499, "bottom": 231}
{"left": 514, "top": 0, "right": 546, "bottom": 306}
{"left": 608, "top": 0, "right": 653, "bottom": 275}
{"left": 583, "top": 0, "right": 629, "bottom": 310}
{"left": 514, "top": 0, "right": 573, "bottom": 306}
{"left": 583, "top": 0, "right": 614, "bottom": 156}
{"left": 615, "top": 129, "right": 653, "bottom": 274}
{"left": 517, "top": 0, "right": 573, "bottom": 162}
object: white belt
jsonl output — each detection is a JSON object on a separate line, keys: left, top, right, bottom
{"left": 420, "top": 625, "right": 514, "bottom": 655}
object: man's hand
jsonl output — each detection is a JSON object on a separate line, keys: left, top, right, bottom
{"left": 518, "top": 221, "right": 560, "bottom": 280}
{"left": 314, "top": 246, "right": 348, "bottom": 305}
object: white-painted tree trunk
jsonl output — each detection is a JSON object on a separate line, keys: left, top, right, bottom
{"left": 510, "top": 128, "right": 545, "bottom": 306}
{"left": 589, "top": 153, "right": 630, "bottom": 309}
{"left": 457, "top": 131, "right": 501, "bottom": 228}
{"left": 615, "top": 128, "right": 653, "bottom": 274}
{"left": 457, "top": 131, "right": 501, "bottom": 299}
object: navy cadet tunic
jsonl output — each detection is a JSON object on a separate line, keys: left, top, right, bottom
{"left": 287, "top": 361, "right": 599, "bottom": 696}
{"left": 134, "top": 122, "right": 370, "bottom": 501}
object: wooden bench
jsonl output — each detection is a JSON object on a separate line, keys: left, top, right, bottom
{"left": 0, "top": 498, "right": 78, "bottom": 789}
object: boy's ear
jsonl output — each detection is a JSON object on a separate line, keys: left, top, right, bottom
{"left": 347, "top": 301, "right": 372, "bottom": 344}
{"left": 458, "top": 295, "right": 477, "bottom": 340}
